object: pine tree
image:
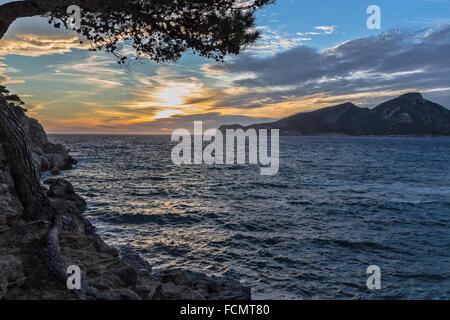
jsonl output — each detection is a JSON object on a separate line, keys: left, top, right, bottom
{"left": 0, "top": 85, "right": 27, "bottom": 117}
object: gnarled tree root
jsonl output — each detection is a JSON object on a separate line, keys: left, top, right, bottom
{"left": 41, "top": 214, "right": 88, "bottom": 300}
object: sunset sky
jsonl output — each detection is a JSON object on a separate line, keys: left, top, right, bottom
{"left": 0, "top": 0, "right": 449, "bottom": 133}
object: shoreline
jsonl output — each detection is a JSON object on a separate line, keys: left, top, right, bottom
{"left": 0, "top": 114, "right": 252, "bottom": 300}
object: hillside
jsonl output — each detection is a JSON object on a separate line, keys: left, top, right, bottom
{"left": 219, "top": 93, "right": 450, "bottom": 136}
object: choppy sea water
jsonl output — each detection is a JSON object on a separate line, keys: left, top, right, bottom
{"left": 48, "top": 135, "right": 450, "bottom": 299}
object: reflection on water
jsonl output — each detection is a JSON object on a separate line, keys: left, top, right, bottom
{"left": 48, "top": 135, "right": 450, "bottom": 299}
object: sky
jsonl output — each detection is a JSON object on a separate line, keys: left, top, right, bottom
{"left": 0, "top": 0, "right": 449, "bottom": 133}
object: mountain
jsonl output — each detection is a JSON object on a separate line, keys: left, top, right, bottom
{"left": 219, "top": 93, "right": 450, "bottom": 136}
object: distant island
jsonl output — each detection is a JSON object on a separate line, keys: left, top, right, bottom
{"left": 219, "top": 93, "right": 450, "bottom": 136}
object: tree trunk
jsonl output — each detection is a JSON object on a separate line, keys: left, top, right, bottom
{"left": 0, "top": 92, "right": 85, "bottom": 297}
{"left": 0, "top": 93, "right": 53, "bottom": 220}
{"left": 0, "top": 0, "right": 88, "bottom": 298}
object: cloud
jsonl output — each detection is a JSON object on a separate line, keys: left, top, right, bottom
{"left": 0, "top": 34, "right": 87, "bottom": 57}
{"left": 208, "top": 25, "right": 450, "bottom": 108}
{"left": 0, "top": 73, "right": 24, "bottom": 84}
{"left": 314, "top": 26, "right": 336, "bottom": 34}
{"left": 0, "top": 59, "right": 24, "bottom": 84}
{"left": 296, "top": 25, "right": 337, "bottom": 36}
{"left": 0, "top": 14, "right": 88, "bottom": 57}
{"left": 50, "top": 55, "right": 125, "bottom": 75}
{"left": 47, "top": 55, "right": 125, "bottom": 89}
{"left": 118, "top": 69, "right": 220, "bottom": 120}
{"left": 4, "top": 13, "right": 449, "bottom": 133}
{"left": 244, "top": 26, "right": 312, "bottom": 56}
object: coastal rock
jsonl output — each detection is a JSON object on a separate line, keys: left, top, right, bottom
{"left": 99, "top": 288, "right": 141, "bottom": 300}
{"left": 121, "top": 252, "right": 152, "bottom": 275}
{"left": 0, "top": 255, "right": 26, "bottom": 299}
{"left": 20, "top": 117, "right": 48, "bottom": 156}
{"left": 43, "top": 178, "right": 57, "bottom": 185}
{"left": 161, "top": 269, "right": 192, "bottom": 286}
{"left": 153, "top": 269, "right": 252, "bottom": 300}
{"left": 0, "top": 226, "right": 9, "bottom": 234}
{"left": 0, "top": 146, "right": 13, "bottom": 186}
{"left": 20, "top": 115, "right": 77, "bottom": 171}
{"left": 47, "top": 179, "right": 76, "bottom": 198}
{"left": 0, "top": 184, "right": 20, "bottom": 233}
{"left": 47, "top": 179, "right": 86, "bottom": 212}
{"left": 0, "top": 113, "right": 75, "bottom": 187}
{"left": 40, "top": 156, "right": 51, "bottom": 172}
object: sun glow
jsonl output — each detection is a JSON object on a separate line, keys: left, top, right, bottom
{"left": 135, "top": 82, "right": 203, "bottom": 110}
{"left": 152, "top": 109, "right": 184, "bottom": 120}
{"left": 124, "top": 80, "right": 210, "bottom": 120}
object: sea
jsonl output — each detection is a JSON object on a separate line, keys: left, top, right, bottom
{"left": 47, "top": 135, "right": 450, "bottom": 299}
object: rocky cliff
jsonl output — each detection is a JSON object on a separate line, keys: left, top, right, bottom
{"left": 0, "top": 114, "right": 251, "bottom": 300}
{"left": 0, "top": 114, "right": 77, "bottom": 187}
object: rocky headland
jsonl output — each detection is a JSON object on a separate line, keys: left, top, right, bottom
{"left": 220, "top": 93, "right": 450, "bottom": 136}
{"left": 0, "top": 113, "right": 251, "bottom": 300}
